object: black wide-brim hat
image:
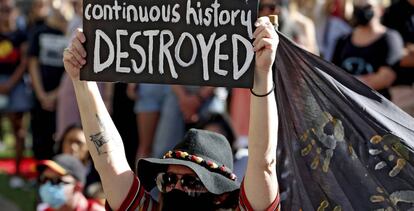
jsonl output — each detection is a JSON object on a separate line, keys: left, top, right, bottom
{"left": 137, "top": 129, "right": 240, "bottom": 195}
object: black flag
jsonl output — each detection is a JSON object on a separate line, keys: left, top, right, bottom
{"left": 275, "top": 32, "right": 414, "bottom": 210}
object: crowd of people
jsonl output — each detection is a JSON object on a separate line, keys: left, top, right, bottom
{"left": 0, "top": 0, "right": 413, "bottom": 209}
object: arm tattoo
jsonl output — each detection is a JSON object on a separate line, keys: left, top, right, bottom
{"left": 89, "top": 114, "right": 113, "bottom": 155}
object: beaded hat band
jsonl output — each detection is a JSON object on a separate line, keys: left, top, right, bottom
{"left": 163, "top": 150, "right": 237, "bottom": 181}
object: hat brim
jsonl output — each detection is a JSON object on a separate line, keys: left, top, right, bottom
{"left": 137, "top": 158, "right": 240, "bottom": 195}
{"left": 37, "top": 160, "right": 67, "bottom": 176}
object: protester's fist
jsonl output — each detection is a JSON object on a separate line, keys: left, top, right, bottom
{"left": 253, "top": 17, "right": 279, "bottom": 72}
{"left": 63, "top": 28, "right": 87, "bottom": 81}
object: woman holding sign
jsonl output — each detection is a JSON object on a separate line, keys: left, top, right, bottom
{"left": 63, "top": 16, "right": 279, "bottom": 210}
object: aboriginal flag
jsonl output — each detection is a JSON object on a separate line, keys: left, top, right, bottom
{"left": 274, "top": 32, "right": 414, "bottom": 210}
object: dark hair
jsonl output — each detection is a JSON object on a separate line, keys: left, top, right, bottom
{"left": 217, "top": 189, "right": 240, "bottom": 209}
{"left": 54, "top": 124, "right": 83, "bottom": 154}
{"left": 196, "top": 113, "right": 236, "bottom": 151}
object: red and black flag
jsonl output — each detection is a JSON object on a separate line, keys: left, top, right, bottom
{"left": 275, "top": 32, "right": 414, "bottom": 210}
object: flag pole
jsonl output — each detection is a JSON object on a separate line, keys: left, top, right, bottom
{"left": 268, "top": 15, "right": 279, "bottom": 30}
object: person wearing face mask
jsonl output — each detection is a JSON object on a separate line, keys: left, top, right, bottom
{"left": 62, "top": 16, "right": 280, "bottom": 210}
{"left": 332, "top": 0, "right": 404, "bottom": 100}
{"left": 37, "top": 154, "right": 104, "bottom": 211}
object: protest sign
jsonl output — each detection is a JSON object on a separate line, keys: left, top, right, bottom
{"left": 81, "top": 0, "right": 258, "bottom": 88}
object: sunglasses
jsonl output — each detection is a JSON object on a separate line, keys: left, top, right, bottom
{"left": 259, "top": 4, "right": 277, "bottom": 11}
{"left": 155, "top": 172, "right": 207, "bottom": 195}
{"left": 39, "top": 175, "right": 74, "bottom": 186}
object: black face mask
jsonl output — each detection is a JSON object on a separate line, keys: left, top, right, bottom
{"left": 353, "top": 5, "right": 375, "bottom": 26}
{"left": 161, "top": 189, "right": 217, "bottom": 211}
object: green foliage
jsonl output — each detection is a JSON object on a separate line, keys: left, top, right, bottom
{"left": 0, "top": 174, "right": 37, "bottom": 211}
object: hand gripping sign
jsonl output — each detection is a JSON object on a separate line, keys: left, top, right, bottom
{"left": 81, "top": 0, "right": 258, "bottom": 88}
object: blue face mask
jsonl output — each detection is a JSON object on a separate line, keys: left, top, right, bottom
{"left": 39, "top": 181, "right": 67, "bottom": 209}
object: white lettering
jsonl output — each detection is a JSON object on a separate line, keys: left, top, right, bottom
{"left": 94, "top": 30, "right": 114, "bottom": 73}
{"left": 211, "top": 0, "right": 220, "bottom": 27}
{"left": 138, "top": 6, "right": 149, "bottom": 22}
{"left": 196, "top": 33, "right": 216, "bottom": 80}
{"left": 122, "top": 2, "right": 127, "bottom": 19}
{"left": 230, "top": 10, "right": 240, "bottom": 26}
{"left": 149, "top": 6, "right": 160, "bottom": 22}
{"left": 126, "top": 5, "right": 138, "bottom": 22}
{"left": 129, "top": 31, "right": 146, "bottom": 74}
{"left": 219, "top": 10, "right": 230, "bottom": 25}
{"left": 214, "top": 35, "right": 228, "bottom": 76}
{"left": 85, "top": 4, "right": 91, "bottom": 20}
{"left": 112, "top": 0, "right": 121, "bottom": 20}
{"left": 143, "top": 30, "right": 160, "bottom": 74}
{"left": 203, "top": 8, "right": 212, "bottom": 26}
{"left": 92, "top": 5, "right": 103, "bottom": 20}
{"left": 103, "top": 5, "right": 113, "bottom": 20}
{"left": 186, "top": 0, "right": 199, "bottom": 25}
{"left": 175, "top": 32, "right": 197, "bottom": 67}
{"left": 232, "top": 34, "right": 253, "bottom": 80}
{"left": 241, "top": 10, "right": 253, "bottom": 39}
{"left": 161, "top": 5, "right": 170, "bottom": 22}
{"left": 171, "top": 4, "right": 180, "bottom": 23}
{"left": 197, "top": 2, "right": 203, "bottom": 26}
{"left": 159, "top": 30, "right": 177, "bottom": 78}
{"left": 116, "top": 30, "right": 130, "bottom": 73}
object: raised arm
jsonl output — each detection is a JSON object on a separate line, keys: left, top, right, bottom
{"left": 63, "top": 29, "right": 134, "bottom": 210}
{"left": 244, "top": 17, "right": 279, "bottom": 210}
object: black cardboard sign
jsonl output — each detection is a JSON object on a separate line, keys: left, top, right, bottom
{"left": 81, "top": 0, "right": 258, "bottom": 88}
